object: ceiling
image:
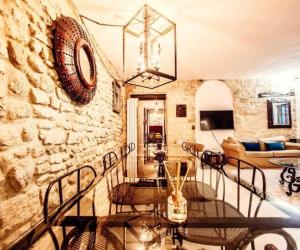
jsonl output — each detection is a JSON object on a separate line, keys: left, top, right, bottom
{"left": 75, "top": 0, "right": 300, "bottom": 80}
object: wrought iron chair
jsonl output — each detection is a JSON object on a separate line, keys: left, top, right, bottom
{"left": 177, "top": 145, "right": 220, "bottom": 201}
{"left": 177, "top": 156, "right": 267, "bottom": 250}
{"left": 103, "top": 143, "right": 165, "bottom": 214}
{"left": 43, "top": 165, "right": 97, "bottom": 250}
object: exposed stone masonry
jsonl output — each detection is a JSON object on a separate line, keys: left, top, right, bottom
{"left": 0, "top": 0, "right": 123, "bottom": 248}
{"left": 128, "top": 79, "right": 297, "bottom": 156}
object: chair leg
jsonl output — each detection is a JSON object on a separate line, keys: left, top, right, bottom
{"left": 109, "top": 203, "right": 112, "bottom": 215}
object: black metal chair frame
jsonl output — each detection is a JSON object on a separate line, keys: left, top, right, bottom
{"left": 103, "top": 143, "right": 162, "bottom": 215}
{"left": 177, "top": 148, "right": 269, "bottom": 249}
{"left": 44, "top": 165, "right": 97, "bottom": 250}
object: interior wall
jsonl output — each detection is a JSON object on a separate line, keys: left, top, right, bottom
{"left": 0, "top": 0, "right": 123, "bottom": 247}
{"left": 296, "top": 82, "right": 300, "bottom": 139}
{"left": 128, "top": 78, "right": 297, "bottom": 156}
{"left": 195, "top": 80, "right": 234, "bottom": 151}
{"left": 127, "top": 80, "right": 200, "bottom": 158}
{"left": 225, "top": 79, "right": 297, "bottom": 139}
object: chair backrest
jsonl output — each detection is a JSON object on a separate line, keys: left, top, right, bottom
{"left": 182, "top": 142, "right": 205, "bottom": 158}
{"left": 120, "top": 142, "right": 135, "bottom": 177}
{"left": 102, "top": 151, "right": 119, "bottom": 174}
{"left": 102, "top": 143, "right": 135, "bottom": 200}
{"left": 44, "top": 165, "right": 97, "bottom": 225}
{"left": 201, "top": 150, "right": 225, "bottom": 171}
{"left": 220, "top": 157, "right": 267, "bottom": 218}
{"left": 224, "top": 157, "right": 266, "bottom": 200}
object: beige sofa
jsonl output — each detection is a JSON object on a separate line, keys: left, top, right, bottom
{"left": 221, "top": 136, "right": 300, "bottom": 168}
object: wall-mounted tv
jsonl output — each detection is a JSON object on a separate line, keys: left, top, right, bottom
{"left": 200, "top": 110, "right": 234, "bottom": 130}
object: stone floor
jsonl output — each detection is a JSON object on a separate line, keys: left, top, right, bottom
{"left": 224, "top": 164, "right": 300, "bottom": 210}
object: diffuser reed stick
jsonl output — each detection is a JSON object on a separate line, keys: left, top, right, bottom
{"left": 165, "top": 164, "right": 175, "bottom": 192}
{"left": 178, "top": 161, "right": 192, "bottom": 192}
{"left": 176, "top": 162, "right": 181, "bottom": 194}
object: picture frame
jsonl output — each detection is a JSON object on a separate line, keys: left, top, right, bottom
{"left": 176, "top": 104, "right": 186, "bottom": 117}
{"left": 113, "top": 80, "right": 121, "bottom": 113}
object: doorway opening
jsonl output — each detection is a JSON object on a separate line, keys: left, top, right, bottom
{"left": 130, "top": 94, "right": 167, "bottom": 170}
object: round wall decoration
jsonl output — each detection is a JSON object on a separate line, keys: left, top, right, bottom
{"left": 54, "top": 16, "right": 97, "bottom": 104}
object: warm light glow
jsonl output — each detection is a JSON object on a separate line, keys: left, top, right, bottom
{"left": 123, "top": 4, "right": 176, "bottom": 88}
{"left": 138, "top": 244, "right": 145, "bottom": 250}
{"left": 155, "top": 101, "right": 159, "bottom": 112}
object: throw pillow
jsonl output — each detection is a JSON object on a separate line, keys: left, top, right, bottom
{"left": 241, "top": 142, "right": 261, "bottom": 151}
{"left": 265, "top": 142, "right": 285, "bottom": 151}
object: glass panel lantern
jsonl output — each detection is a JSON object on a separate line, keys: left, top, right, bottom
{"left": 123, "top": 4, "right": 177, "bottom": 89}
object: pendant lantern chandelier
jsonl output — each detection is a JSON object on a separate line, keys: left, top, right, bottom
{"left": 123, "top": 4, "right": 177, "bottom": 89}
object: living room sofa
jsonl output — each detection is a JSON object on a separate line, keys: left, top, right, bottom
{"left": 221, "top": 136, "right": 300, "bottom": 168}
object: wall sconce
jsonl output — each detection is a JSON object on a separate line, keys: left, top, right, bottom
{"left": 123, "top": 4, "right": 177, "bottom": 89}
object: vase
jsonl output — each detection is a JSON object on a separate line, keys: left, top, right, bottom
{"left": 167, "top": 191, "right": 187, "bottom": 223}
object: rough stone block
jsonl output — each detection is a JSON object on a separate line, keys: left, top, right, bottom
{"left": 8, "top": 70, "right": 30, "bottom": 97}
{"left": 37, "top": 120, "right": 56, "bottom": 130}
{"left": 32, "top": 147, "right": 45, "bottom": 158}
{"left": 34, "top": 162, "right": 50, "bottom": 175}
{"left": 49, "top": 153, "right": 68, "bottom": 164}
{"left": 33, "top": 105, "right": 58, "bottom": 120}
{"left": 0, "top": 74, "right": 7, "bottom": 99}
{"left": 56, "top": 87, "right": 71, "bottom": 103}
{"left": 35, "top": 174, "right": 50, "bottom": 186}
{"left": 7, "top": 40, "right": 26, "bottom": 69}
{"left": 21, "top": 124, "right": 36, "bottom": 142}
{"left": 30, "top": 88, "right": 49, "bottom": 105}
{"left": 0, "top": 125, "right": 20, "bottom": 147}
{"left": 0, "top": 185, "right": 40, "bottom": 236}
{"left": 43, "top": 127, "right": 66, "bottom": 145}
{"left": 27, "top": 55, "right": 45, "bottom": 73}
{"left": 49, "top": 163, "right": 64, "bottom": 173}
{"left": 50, "top": 96, "right": 61, "bottom": 110}
{"left": 40, "top": 74, "right": 55, "bottom": 93}
{"left": 0, "top": 35, "right": 8, "bottom": 59}
{"left": 60, "top": 102, "right": 74, "bottom": 113}
{"left": 0, "top": 59, "right": 5, "bottom": 74}
{"left": 28, "top": 39, "right": 42, "bottom": 54}
{"left": 7, "top": 100, "right": 32, "bottom": 120}
{"left": 67, "top": 132, "right": 82, "bottom": 145}
{"left": 26, "top": 71, "right": 41, "bottom": 88}
{"left": 6, "top": 160, "right": 35, "bottom": 192}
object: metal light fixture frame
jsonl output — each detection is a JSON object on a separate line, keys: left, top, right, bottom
{"left": 123, "top": 4, "right": 177, "bottom": 89}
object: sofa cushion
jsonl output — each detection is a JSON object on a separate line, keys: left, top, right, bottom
{"left": 273, "top": 150, "right": 300, "bottom": 157}
{"left": 245, "top": 151, "right": 274, "bottom": 158}
{"left": 242, "top": 142, "right": 260, "bottom": 151}
{"left": 259, "top": 136, "right": 287, "bottom": 151}
{"left": 265, "top": 142, "right": 285, "bottom": 151}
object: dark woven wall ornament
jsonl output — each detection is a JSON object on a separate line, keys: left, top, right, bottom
{"left": 54, "top": 16, "right": 97, "bottom": 104}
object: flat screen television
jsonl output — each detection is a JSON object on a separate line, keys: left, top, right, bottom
{"left": 200, "top": 110, "right": 234, "bottom": 130}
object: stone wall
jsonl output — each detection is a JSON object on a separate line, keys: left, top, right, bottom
{"left": 127, "top": 78, "right": 297, "bottom": 153}
{"left": 0, "top": 0, "right": 123, "bottom": 248}
{"left": 225, "top": 79, "right": 297, "bottom": 139}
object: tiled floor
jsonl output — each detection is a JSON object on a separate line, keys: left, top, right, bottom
{"left": 225, "top": 164, "right": 300, "bottom": 210}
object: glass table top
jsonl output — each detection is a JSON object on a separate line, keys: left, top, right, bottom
{"left": 29, "top": 164, "right": 300, "bottom": 250}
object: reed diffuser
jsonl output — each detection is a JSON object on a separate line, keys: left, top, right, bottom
{"left": 165, "top": 160, "right": 191, "bottom": 223}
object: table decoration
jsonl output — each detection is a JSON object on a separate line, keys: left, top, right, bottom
{"left": 165, "top": 161, "right": 192, "bottom": 223}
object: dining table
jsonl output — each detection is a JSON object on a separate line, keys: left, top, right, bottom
{"left": 9, "top": 147, "right": 300, "bottom": 250}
